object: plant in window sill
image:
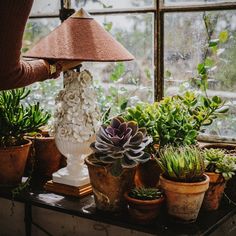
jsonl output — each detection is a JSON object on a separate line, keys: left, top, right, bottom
{"left": 158, "top": 145, "right": 209, "bottom": 222}
{"left": 0, "top": 88, "right": 51, "bottom": 186}
{"left": 201, "top": 148, "right": 236, "bottom": 211}
{"left": 156, "top": 91, "right": 228, "bottom": 148}
{"left": 124, "top": 187, "right": 164, "bottom": 224}
{"left": 85, "top": 116, "right": 152, "bottom": 211}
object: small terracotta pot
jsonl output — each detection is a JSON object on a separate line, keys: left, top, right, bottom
{"left": 0, "top": 139, "right": 32, "bottom": 186}
{"left": 200, "top": 143, "right": 236, "bottom": 202}
{"left": 124, "top": 192, "right": 164, "bottom": 224}
{"left": 160, "top": 174, "right": 209, "bottom": 223}
{"left": 202, "top": 172, "right": 226, "bottom": 211}
{"left": 85, "top": 155, "right": 136, "bottom": 212}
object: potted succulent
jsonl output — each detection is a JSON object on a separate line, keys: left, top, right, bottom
{"left": 201, "top": 148, "right": 236, "bottom": 210}
{"left": 124, "top": 91, "right": 227, "bottom": 187}
{"left": 0, "top": 88, "right": 50, "bottom": 186}
{"left": 155, "top": 91, "right": 228, "bottom": 148}
{"left": 85, "top": 116, "right": 152, "bottom": 211}
{"left": 124, "top": 187, "right": 164, "bottom": 224}
{"left": 158, "top": 145, "right": 209, "bottom": 222}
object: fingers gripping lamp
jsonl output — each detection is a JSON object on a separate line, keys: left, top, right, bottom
{"left": 24, "top": 9, "right": 134, "bottom": 196}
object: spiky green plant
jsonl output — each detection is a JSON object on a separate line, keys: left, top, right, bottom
{"left": 129, "top": 187, "right": 163, "bottom": 200}
{"left": 90, "top": 116, "right": 152, "bottom": 176}
{"left": 0, "top": 88, "right": 51, "bottom": 147}
{"left": 202, "top": 148, "right": 236, "bottom": 180}
{"left": 158, "top": 145, "right": 205, "bottom": 182}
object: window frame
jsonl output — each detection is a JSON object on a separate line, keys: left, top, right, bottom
{"left": 29, "top": 0, "right": 236, "bottom": 101}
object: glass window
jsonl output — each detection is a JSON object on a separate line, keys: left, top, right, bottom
{"left": 164, "top": 10, "right": 236, "bottom": 139}
{"left": 71, "top": 0, "right": 155, "bottom": 10}
{"left": 22, "top": 18, "right": 63, "bottom": 116}
{"left": 164, "top": 0, "right": 236, "bottom": 6}
{"left": 30, "top": 0, "right": 60, "bottom": 16}
{"left": 82, "top": 13, "right": 154, "bottom": 115}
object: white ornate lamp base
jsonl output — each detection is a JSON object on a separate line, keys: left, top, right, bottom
{"left": 52, "top": 162, "right": 90, "bottom": 186}
{"left": 52, "top": 137, "right": 93, "bottom": 187}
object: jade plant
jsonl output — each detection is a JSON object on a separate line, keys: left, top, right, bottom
{"left": 202, "top": 148, "right": 236, "bottom": 180}
{"left": 155, "top": 91, "right": 228, "bottom": 147}
{"left": 124, "top": 103, "right": 159, "bottom": 145}
{"left": 124, "top": 91, "right": 227, "bottom": 148}
{"left": 158, "top": 145, "right": 205, "bottom": 182}
{"left": 129, "top": 187, "right": 163, "bottom": 200}
{"left": 0, "top": 88, "right": 51, "bottom": 147}
{"left": 90, "top": 116, "right": 152, "bottom": 176}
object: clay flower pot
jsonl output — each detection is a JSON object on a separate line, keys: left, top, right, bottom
{"left": 160, "top": 174, "right": 209, "bottom": 222}
{"left": 135, "top": 158, "right": 162, "bottom": 188}
{"left": 0, "top": 139, "right": 32, "bottom": 186}
{"left": 26, "top": 135, "right": 64, "bottom": 180}
{"left": 85, "top": 155, "right": 136, "bottom": 212}
{"left": 124, "top": 192, "right": 165, "bottom": 224}
{"left": 33, "top": 136, "right": 64, "bottom": 179}
{"left": 202, "top": 172, "right": 226, "bottom": 211}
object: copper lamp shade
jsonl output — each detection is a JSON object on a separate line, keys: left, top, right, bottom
{"left": 24, "top": 9, "right": 134, "bottom": 62}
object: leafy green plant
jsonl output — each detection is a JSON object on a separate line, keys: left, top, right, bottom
{"left": 90, "top": 116, "right": 152, "bottom": 176}
{"left": 129, "top": 187, "right": 163, "bottom": 200}
{"left": 0, "top": 88, "right": 51, "bottom": 147}
{"left": 202, "top": 148, "right": 236, "bottom": 180}
{"left": 158, "top": 145, "right": 205, "bottom": 183}
{"left": 124, "top": 102, "right": 159, "bottom": 145}
{"left": 156, "top": 91, "right": 228, "bottom": 147}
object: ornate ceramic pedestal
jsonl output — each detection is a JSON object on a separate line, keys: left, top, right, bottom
{"left": 52, "top": 138, "right": 92, "bottom": 186}
{"left": 50, "top": 69, "right": 100, "bottom": 191}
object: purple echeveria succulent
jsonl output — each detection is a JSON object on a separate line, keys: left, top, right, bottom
{"left": 90, "top": 116, "right": 152, "bottom": 173}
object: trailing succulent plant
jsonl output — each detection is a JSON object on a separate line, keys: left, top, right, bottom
{"left": 0, "top": 88, "right": 51, "bottom": 147}
{"left": 158, "top": 145, "right": 205, "bottom": 182}
{"left": 202, "top": 148, "right": 236, "bottom": 180}
{"left": 90, "top": 116, "right": 152, "bottom": 176}
{"left": 129, "top": 187, "right": 163, "bottom": 200}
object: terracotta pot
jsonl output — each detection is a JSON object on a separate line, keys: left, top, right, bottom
{"left": 0, "top": 139, "right": 32, "bottom": 186}
{"left": 200, "top": 143, "right": 236, "bottom": 202}
{"left": 134, "top": 158, "right": 162, "bottom": 188}
{"left": 32, "top": 136, "right": 64, "bottom": 179}
{"left": 85, "top": 155, "right": 136, "bottom": 212}
{"left": 124, "top": 192, "right": 165, "bottom": 224}
{"left": 202, "top": 172, "right": 226, "bottom": 211}
{"left": 160, "top": 174, "right": 209, "bottom": 222}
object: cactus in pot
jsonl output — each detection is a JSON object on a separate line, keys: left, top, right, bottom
{"left": 86, "top": 116, "right": 152, "bottom": 211}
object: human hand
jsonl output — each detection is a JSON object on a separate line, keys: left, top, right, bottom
{"left": 58, "top": 60, "right": 82, "bottom": 71}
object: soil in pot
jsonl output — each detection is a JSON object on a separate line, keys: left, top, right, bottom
{"left": 0, "top": 139, "right": 32, "bottom": 186}
{"left": 160, "top": 174, "right": 209, "bottom": 223}
{"left": 202, "top": 172, "right": 226, "bottom": 211}
{"left": 124, "top": 192, "right": 165, "bottom": 224}
{"left": 85, "top": 155, "right": 136, "bottom": 212}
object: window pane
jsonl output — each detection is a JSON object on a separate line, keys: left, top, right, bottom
{"left": 71, "top": 0, "right": 154, "bottom": 10}
{"left": 164, "top": 10, "right": 236, "bottom": 139}
{"left": 164, "top": 0, "right": 236, "bottom": 5}
{"left": 81, "top": 14, "right": 154, "bottom": 115}
{"left": 23, "top": 19, "right": 63, "bottom": 117}
{"left": 31, "top": 0, "right": 60, "bottom": 15}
